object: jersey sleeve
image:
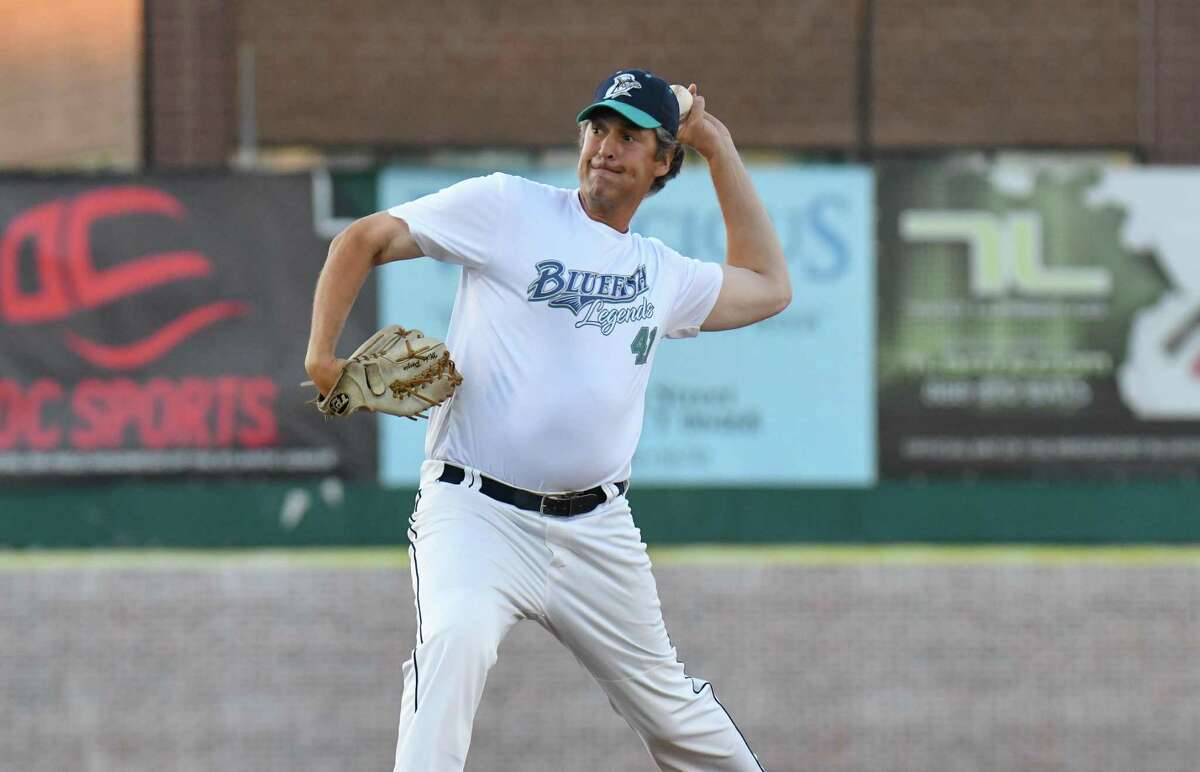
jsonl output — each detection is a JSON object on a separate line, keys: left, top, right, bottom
{"left": 659, "top": 245, "right": 724, "bottom": 339}
{"left": 386, "top": 173, "right": 509, "bottom": 270}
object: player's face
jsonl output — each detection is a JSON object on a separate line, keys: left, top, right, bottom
{"left": 577, "top": 114, "right": 671, "bottom": 211}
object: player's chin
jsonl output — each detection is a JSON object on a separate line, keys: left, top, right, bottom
{"left": 584, "top": 178, "right": 616, "bottom": 205}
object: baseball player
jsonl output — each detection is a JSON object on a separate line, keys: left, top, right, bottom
{"left": 306, "top": 69, "right": 789, "bottom": 771}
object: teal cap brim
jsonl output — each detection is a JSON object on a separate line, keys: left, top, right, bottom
{"left": 575, "top": 100, "right": 661, "bottom": 129}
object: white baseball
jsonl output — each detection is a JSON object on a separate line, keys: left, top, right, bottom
{"left": 670, "top": 85, "right": 693, "bottom": 118}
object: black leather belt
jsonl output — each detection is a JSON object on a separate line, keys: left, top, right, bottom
{"left": 437, "top": 463, "right": 627, "bottom": 517}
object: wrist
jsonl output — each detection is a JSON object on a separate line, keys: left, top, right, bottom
{"left": 305, "top": 351, "right": 333, "bottom": 371}
{"left": 697, "top": 135, "right": 737, "bottom": 164}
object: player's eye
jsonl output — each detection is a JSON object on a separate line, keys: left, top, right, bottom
{"left": 623, "top": 134, "right": 634, "bottom": 142}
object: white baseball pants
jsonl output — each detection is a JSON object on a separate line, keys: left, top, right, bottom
{"left": 394, "top": 460, "right": 764, "bottom": 771}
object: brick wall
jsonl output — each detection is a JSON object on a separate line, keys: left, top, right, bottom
{"left": 1142, "top": 0, "right": 1200, "bottom": 162}
{"left": 145, "top": 0, "right": 235, "bottom": 168}
{"left": 872, "top": 0, "right": 1141, "bottom": 150}
{"left": 233, "top": 0, "right": 860, "bottom": 150}
{"left": 3, "top": 0, "right": 1198, "bottom": 167}
{"left": 139, "top": 0, "right": 1200, "bottom": 163}
{"left": 0, "top": 0, "right": 141, "bottom": 169}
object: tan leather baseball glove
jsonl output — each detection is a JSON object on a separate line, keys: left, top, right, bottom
{"left": 311, "top": 325, "right": 462, "bottom": 420}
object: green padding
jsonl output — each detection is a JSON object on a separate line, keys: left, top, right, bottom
{"left": 629, "top": 484, "right": 1200, "bottom": 544}
{"left": 2, "top": 480, "right": 1200, "bottom": 548}
{"left": 0, "top": 481, "right": 407, "bottom": 548}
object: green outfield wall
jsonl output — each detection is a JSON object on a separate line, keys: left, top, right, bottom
{"left": 2, "top": 480, "right": 1198, "bottom": 548}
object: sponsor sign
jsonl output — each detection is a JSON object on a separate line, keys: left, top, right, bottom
{"left": 378, "top": 165, "right": 876, "bottom": 486}
{"left": 0, "top": 176, "right": 377, "bottom": 477}
{"left": 878, "top": 160, "right": 1200, "bottom": 476}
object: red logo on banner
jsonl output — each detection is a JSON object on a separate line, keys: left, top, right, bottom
{"left": 0, "top": 185, "right": 246, "bottom": 369}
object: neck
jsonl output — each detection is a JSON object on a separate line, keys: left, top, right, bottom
{"left": 577, "top": 191, "right": 638, "bottom": 233}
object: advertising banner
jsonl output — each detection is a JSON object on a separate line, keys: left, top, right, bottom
{"left": 878, "top": 160, "right": 1200, "bottom": 477}
{"left": 0, "top": 175, "right": 378, "bottom": 478}
{"left": 378, "top": 165, "right": 875, "bottom": 487}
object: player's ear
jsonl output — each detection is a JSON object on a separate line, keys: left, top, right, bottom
{"left": 653, "top": 147, "right": 673, "bottom": 177}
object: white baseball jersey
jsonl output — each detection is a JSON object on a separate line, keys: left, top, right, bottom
{"left": 388, "top": 173, "right": 722, "bottom": 492}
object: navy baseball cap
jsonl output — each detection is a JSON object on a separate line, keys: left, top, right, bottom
{"left": 576, "top": 69, "right": 680, "bottom": 137}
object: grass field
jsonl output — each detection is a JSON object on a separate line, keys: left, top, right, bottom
{"left": 4, "top": 543, "right": 1200, "bottom": 569}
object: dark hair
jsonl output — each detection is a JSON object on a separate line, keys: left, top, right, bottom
{"left": 577, "top": 113, "right": 685, "bottom": 196}
{"left": 649, "top": 127, "right": 684, "bottom": 196}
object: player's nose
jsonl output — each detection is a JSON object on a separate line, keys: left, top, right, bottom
{"left": 596, "top": 131, "right": 619, "bottom": 158}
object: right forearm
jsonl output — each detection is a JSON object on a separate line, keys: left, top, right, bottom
{"left": 706, "top": 141, "right": 786, "bottom": 283}
{"left": 305, "top": 228, "right": 377, "bottom": 366}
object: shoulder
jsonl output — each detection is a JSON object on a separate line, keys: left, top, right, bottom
{"left": 639, "top": 235, "right": 720, "bottom": 286}
{"left": 639, "top": 235, "right": 687, "bottom": 265}
{"left": 459, "top": 171, "right": 511, "bottom": 194}
{"left": 498, "top": 173, "right": 576, "bottom": 205}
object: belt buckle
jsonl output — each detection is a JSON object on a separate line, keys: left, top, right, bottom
{"left": 539, "top": 495, "right": 573, "bottom": 517}
{"left": 540, "top": 492, "right": 603, "bottom": 517}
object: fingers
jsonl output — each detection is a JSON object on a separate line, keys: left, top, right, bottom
{"left": 676, "top": 82, "right": 720, "bottom": 154}
{"left": 684, "top": 83, "right": 705, "bottom": 123}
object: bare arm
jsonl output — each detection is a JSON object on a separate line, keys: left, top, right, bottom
{"left": 674, "top": 86, "right": 791, "bottom": 331}
{"left": 304, "top": 211, "right": 424, "bottom": 394}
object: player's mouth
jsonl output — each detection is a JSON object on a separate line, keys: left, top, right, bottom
{"left": 590, "top": 164, "right": 623, "bottom": 177}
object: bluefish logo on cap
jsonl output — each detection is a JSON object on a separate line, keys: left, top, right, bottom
{"left": 577, "top": 69, "right": 680, "bottom": 137}
{"left": 604, "top": 73, "right": 642, "bottom": 100}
